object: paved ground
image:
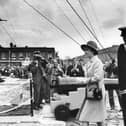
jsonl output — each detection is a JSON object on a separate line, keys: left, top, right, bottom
{"left": 0, "top": 105, "right": 124, "bottom": 126}
{"left": 106, "top": 109, "right": 123, "bottom": 126}
{"left": 105, "top": 90, "right": 123, "bottom": 126}
{"left": 0, "top": 90, "right": 124, "bottom": 126}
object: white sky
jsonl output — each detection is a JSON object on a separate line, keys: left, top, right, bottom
{"left": 0, "top": 0, "right": 126, "bottom": 59}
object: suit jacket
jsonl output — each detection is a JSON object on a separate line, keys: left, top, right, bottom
{"left": 118, "top": 44, "right": 126, "bottom": 90}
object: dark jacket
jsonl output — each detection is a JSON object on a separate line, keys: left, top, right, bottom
{"left": 118, "top": 44, "right": 126, "bottom": 90}
{"left": 66, "top": 64, "right": 84, "bottom": 77}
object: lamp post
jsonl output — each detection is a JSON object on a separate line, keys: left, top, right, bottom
{"left": 0, "top": 18, "right": 8, "bottom": 65}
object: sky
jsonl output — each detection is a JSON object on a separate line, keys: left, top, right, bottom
{"left": 0, "top": 0, "right": 126, "bottom": 59}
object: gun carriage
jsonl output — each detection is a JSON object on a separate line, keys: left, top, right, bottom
{"left": 51, "top": 77, "right": 118, "bottom": 121}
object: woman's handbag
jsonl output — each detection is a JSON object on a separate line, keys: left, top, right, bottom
{"left": 85, "top": 81, "right": 102, "bottom": 100}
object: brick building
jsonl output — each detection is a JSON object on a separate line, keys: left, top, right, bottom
{"left": 0, "top": 46, "right": 56, "bottom": 66}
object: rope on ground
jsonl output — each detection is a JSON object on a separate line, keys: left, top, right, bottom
{"left": 0, "top": 99, "right": 30, "bottom": 114}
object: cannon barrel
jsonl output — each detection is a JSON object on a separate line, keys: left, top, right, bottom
{"left": 51, "top": 77, "right": 118, "bottom": 94}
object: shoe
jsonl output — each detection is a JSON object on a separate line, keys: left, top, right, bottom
{"left": 33, "top": 106, "right": 39, "bottom": 110}
{"left": 45, "top": 99, "right": 50, "bottom": 103}
{"left": 38, "top": 105, "right": 43, "bottom": 109}
{"left": 41, "top": 102, "right": 45, "bottom": 105}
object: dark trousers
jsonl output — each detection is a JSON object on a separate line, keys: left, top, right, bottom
{"left": 121, "top": 94, "right": 126, "bottom": 126}
{"left": 43, "top": 77, "right": 50, "bottom": 103}
{"left": 108, "top": 89, "right": 122, "bottom": 109}
{"left": 33, "top": 77, "right": 50, "bottom": 106}
{"left": 108, "top": 90, "right": 115, "bottom": 109}
{"left": 33, "top": 82, "right": 43, "bottom": 107}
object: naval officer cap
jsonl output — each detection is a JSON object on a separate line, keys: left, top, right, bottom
{"left": 118, "top": 26, "right": 126, "bottom": 36}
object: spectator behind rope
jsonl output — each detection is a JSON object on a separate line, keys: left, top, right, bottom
{"left": 104, "top": 58, "right": 121, "bottom": 110}
{"left": 48, "top": 59, "right": 64, "bottom": 86}
{"left": 66, "top": 59, "right": 85, "bottom": 77}
{"left": 47, "top": 59, "right": 64, "bottom": 96}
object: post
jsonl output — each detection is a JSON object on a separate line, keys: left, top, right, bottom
{"left": 8, "top": 49, "right": 11, "bottom": 66}
{"left": 30, "top": 79, "right": 33, "bottom": 116}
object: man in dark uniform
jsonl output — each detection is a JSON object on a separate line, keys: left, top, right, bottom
{"left": 28, "top": 51, "right": 48, "bottom": 110}
{"left": 118, "top": 26, "right": 126, "bottom": 126}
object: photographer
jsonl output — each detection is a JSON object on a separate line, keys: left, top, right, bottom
{"left": 28, "top": 51, "right": 48, "bottom": 110}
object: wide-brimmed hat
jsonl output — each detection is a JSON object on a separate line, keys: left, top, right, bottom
{"left": 118, "top": 26, "right": 126, "bottom": 36}
{"left": 81, "top": 41, "right": 98, "bottom": 54}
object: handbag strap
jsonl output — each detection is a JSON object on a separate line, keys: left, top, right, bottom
{"left": 87, "top": 79, "right": 99, "bottom": 89}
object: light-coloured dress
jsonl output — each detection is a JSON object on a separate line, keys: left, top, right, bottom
{"left": 79, "top": 55, "right": 106, "bottom": 122}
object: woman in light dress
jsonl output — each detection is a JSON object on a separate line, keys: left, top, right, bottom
{"left": 79, "top": 41, "right": 106, "bottom": 126}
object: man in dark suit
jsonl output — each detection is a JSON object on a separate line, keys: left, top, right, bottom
{"left": 118, "top": 27, "right": 126, "bottom": 126}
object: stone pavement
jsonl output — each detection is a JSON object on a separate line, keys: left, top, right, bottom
{"left": 0, "top": 90, "right": 124, "bottom": 126}
{"left": 0, "top": 106, "right": 124, "bottom": 126}
{"left": 106, "top": 109, "right": 123, "bottom": 126}
{"left": 105, "top": 90, "right": 123, "bottom": 126}
{"left": 0, "top": 115, "right": 65, "bottom": 126}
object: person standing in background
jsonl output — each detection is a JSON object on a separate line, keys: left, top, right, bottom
{"left": 118, "top": 27, "right": 126, "bottom": 126}
{"left": 47, "top": 59, "right": 64, "bottom": 95}
{"left": 104, "top": 58, "right": 121, "bottom": 110}
{"left": 66, "top": 59, "right": 85, "bottom": 77}
{"left": 28, "top": 51, "right": 48, "bottom": 110}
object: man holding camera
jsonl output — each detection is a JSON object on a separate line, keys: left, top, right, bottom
{"left": 28, "top": 51, "right": 48, "bottom": 110}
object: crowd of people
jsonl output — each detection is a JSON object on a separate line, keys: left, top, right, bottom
{"left": 0, "top": 64, "right": 29, "bottom": 79}
{"left": 0, "top": 26, "right": 126, "bottom": 126}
